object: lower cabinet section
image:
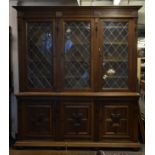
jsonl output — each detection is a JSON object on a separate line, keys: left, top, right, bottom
{"left": 17, "top": 95, "right": 139, "bottom": 148}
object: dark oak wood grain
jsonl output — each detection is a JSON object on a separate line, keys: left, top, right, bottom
{"left": 14, "top": 140, "right": 141, "bottom": 148}
{"left": 16, "top": 92, "right": 139, "bottom": 97}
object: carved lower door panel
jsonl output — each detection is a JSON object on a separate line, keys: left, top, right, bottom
{"left": 100, "top": 103, "right": 131, "bottom": 139}
{"left": 19, "top": 100, "right": 53, "bottom": 138}
{"left": 61, "top": 101, "right": 93, "bottom": 139}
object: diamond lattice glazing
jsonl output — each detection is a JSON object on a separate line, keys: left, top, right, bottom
{"left": 64, "top": 21, "right": 91, "bottom": 89}
{"left": 102, "top": 22, "right": 128, "bottom": 88}
{"left": 27, "top": 22, "right": 53, "bottom": 88}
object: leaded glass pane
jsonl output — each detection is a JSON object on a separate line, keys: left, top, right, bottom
{"left": 64, "top": 21, "right": 91, "bottom": 89}
{"left": 27, "top": 22, "right": 53, "bottom": 88}
{"left": 102, "top": 22, "right": 128, "bottom": 89}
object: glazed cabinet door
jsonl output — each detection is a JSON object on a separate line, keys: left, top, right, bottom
{"left": 60, "top": 101, "right": 93, "bottom": 139}
{"left": 18, "top": 99, "right": 54, "bottom": 139}
{"left": 19, "top": 19, "right": 56, "bottom": 91}
{"left": 98, "top": 19, "right": 136, "bottom": 91}
{"left": 59, "top": 19, "right": 94, "bottom": 91}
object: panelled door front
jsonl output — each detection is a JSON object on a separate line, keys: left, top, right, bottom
{"left": 19, "top": 100, "right": 54, "bottom": 138}
{"left": 60, "top": 101, "right": 93, "bottom": 139}
{"left": 99, "top": 102, "right": 131, "bottom": 139}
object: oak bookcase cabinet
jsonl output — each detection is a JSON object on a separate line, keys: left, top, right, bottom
{"left": 14, "top": 6, "right": 141, "bottom": 148}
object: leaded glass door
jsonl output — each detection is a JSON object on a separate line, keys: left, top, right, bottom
{"left": 25, "top": 20, "right": 55, "bottom": 91}
{"left": 62, "top": 20, "right": 92, "bottom": 90}
{"left": 101, "top": 20, "right": 129, "bottom": 90}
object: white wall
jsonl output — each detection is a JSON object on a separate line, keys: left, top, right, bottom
{"left": 10, "top": 2, "right": 19, "bottom": 93}
{"left": 9, "top": 1, "right": 18, "bottom": 138}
